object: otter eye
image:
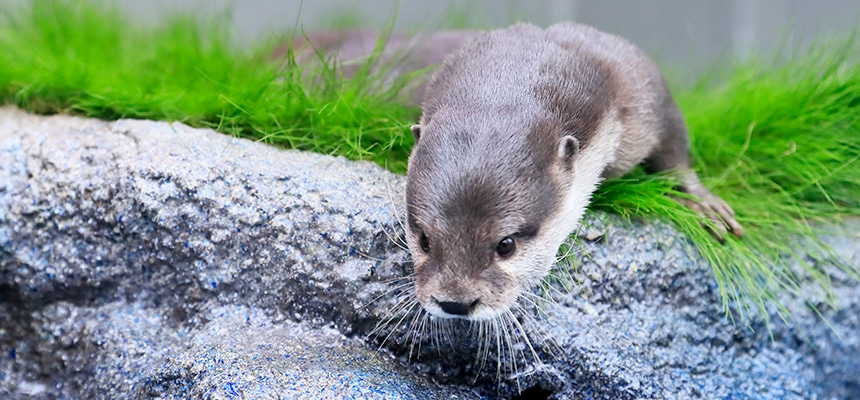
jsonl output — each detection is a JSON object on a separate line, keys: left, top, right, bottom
{"left": 496, "top": 237, "right": 515, "bottom": 257}
{"left": 419, "top": 232, "right": 430, "bottom": 253}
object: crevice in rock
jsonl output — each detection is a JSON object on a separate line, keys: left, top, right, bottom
{"left": 511, "top": 385, "right": 553, "bottom": 400}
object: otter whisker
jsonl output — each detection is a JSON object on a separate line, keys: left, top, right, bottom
{"left": 370, "top": 287, "right": 416, "bottom": 323}
{"left": 499, "top": 311, "right": 524, "bottom": 393}
{"left": 380, "top": 277, "right": 415, "bottom": 291}
{"left": 519, "top": 290, "right": 562, "bottom": 324}
{"left": 552, "top": 258, "right": 582, "bottom": 288}
{"left": 432, "top": 316, "right": 453, "bottom": 354}
{"left": 475, "top": 320, "right": 491, "bottom": 381}
{"left": 380, "top": 222, "right": 409, "bottom": 252}
{"left": 360, "top": 280, "right": 415, "bottom": 311}
{"left": 370, "top": 295, "right": 417, "bottom": 342}
{"left": 518, "top": 290, "right": 551, "bottom": 311}
{"left": 508, "top": 313, "right": 525, "bottom": 376}
{"left": 383, "top": 173, "right": 406, "bottom": 231}
{"left": 352, "top": 249, "right": 391, "bottom": 263}
{"left": 539, "top": 264, "right": 580, "bottom": 299}
{"left": 502, "top": 314, "right": 520, "bottom": 384}
{"left": 440, "top": 316, "right": 454, "bottom": 348}
{"left": 551, "top": 251, "right": 583, "bottom": 291}
{"left": 516, "top": 292, "right": 563, "bottom": 356}
{"left": 407, "top": 307, "right": 428, "bottom": 359}
{"left": 554, "top": 246, "right": 584, "bottom": 265}
{"left": 554, "top": 233, "right": 586, "bottom": 262}
{"left": 382, "top": 174, "right": 409, "bottom": 251}
{"left": 474, "top": 319, "right": 492, "bottom": 380}
{"left": 429, "top": 316, "right": 440, "bottom": 353}
{"left": 518, "top": 292, "right": 566, "bottom": 352}
{"left": 506, "top": 306, "right": 544, "bottom": 368}
{"left": 374, "top": 272, "right": 416, "bottom": 286}
{"left": 369, "top": 308, "right": 406, "bottom": 341}
{"left": 423, "top": 313, "right": 434, "bottom": 356}
{"left": 493, "top": 317, "right": 503, "bottom": 385}
{"left": 375, "top": 298, "right": 419, "bottom": 352}
{"left": 382, "top": 294, "right": 418, "bottom": 325}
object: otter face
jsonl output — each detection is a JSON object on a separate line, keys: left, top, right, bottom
{"left": 404, "top": 120, "right": 582, "bottom": 321}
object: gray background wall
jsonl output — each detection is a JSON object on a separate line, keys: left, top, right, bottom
{"left": 117, "top": 0, "right": 860, "bottom": 80}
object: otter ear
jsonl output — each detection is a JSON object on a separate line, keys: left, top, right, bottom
{"left": 411, "top": 124, "right": 422, "bottom": 141}
{"left": 558, "top": 135, "right": 580, "bottom": 164}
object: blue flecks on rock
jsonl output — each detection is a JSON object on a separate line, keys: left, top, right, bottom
{"left": 8, "top": 349, "right": 15, "bottom": 359}
{"left": 211, "top": 281, "right": 217, "bottom": 289}
{"left": 225, "top": 382, "right": 240, "bottom": 397}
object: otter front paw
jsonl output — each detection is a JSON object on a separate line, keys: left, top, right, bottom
{"left": 677, "top": 184, "right": 744, "bottom": 241}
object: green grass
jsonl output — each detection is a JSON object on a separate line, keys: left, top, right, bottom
{"left": 0, "top": 0, "right": 418, "bottom": 169}
{"left": 593, "top": 40, "right": 860, "bottom": 321}
{"left": 2, "top": 0, "right": 859, "bottom": 323}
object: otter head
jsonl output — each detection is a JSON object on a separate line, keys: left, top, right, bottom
{"left": 404, "top": 115, "right": 582, "bottom": 321}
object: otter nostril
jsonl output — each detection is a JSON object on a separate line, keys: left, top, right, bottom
{"left": 435, "top": 298, "right": 480, "bottom": 316}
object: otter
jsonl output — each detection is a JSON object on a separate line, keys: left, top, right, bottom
{"left": 278, "top": 29, "right": 474, "bottom": 104}
{"left": 404, "top": 22, "right": 743, "bottom": 321}
{"left": 286, "top": 23, "right": 743, "bottom": 321}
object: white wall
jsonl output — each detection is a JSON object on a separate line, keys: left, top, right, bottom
{"left": 82, "top": 0, "right": 860, "bottom": 78}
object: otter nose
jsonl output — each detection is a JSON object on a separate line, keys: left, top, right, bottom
{"left": 434, "top": 298, "right": 480, "bottom": 316}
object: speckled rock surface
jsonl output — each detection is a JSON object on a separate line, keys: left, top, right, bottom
{"left": 1, "top": 107, "right": 858, "bottom": 399}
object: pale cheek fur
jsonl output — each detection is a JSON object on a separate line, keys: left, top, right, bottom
{"left": 544, "top": 114, "right": 623, "bottom": 249}
{"left": 495, "top": 243, "right": 552, "bottom": 286}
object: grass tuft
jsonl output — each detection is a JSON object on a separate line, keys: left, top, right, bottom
{"left": 2, "top": 0, "right": 859, "bottom": 323}
{"left": 591, "top": 37, "right": 860, "bottom": 320}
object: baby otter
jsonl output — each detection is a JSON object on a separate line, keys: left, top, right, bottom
{"left": 405, "top": 22, "right": 743, "bottom": 321}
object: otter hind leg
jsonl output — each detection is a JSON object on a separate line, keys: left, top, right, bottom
{"left": 646, "top": 101, "right": 744, "bottom": 240}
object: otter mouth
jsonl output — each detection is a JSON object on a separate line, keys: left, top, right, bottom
{"left": 433, "top": 296, "right": 480, "bottom": 317}
{"left": 421, "top": 293, "right": 518, "bottom": 321}
{"left": 410, "top": 254, "right": 533, "bottom": 321}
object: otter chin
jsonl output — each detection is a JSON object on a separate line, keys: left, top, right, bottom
{"left": 404, "top": 22, "right": 743, "bottom": 321}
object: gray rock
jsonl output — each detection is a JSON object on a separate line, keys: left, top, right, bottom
{"left": 0, "top": 107, "right": 858, "bottom": 399}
